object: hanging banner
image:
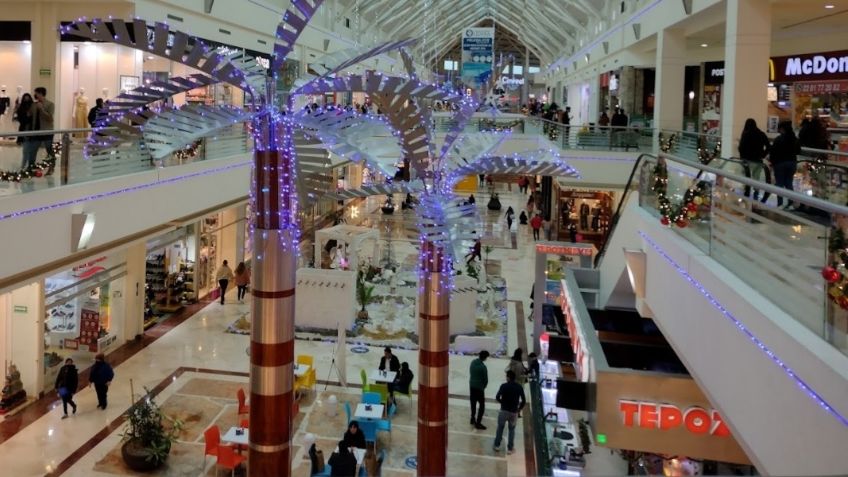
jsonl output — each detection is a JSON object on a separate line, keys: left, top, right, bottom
{"left": 461, "top": 27, "right": 494, "bottom": 86}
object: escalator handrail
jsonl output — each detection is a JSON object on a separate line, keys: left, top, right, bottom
{"left": 593, "top": 153, "right": 657, "bottom": 268}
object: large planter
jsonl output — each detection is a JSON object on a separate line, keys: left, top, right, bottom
{"left": 121, "top": 437, "right": 170, "bottom": 472}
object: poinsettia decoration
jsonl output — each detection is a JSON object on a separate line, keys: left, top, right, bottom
{"left": 652, "top": 158, "right": 710, "bottom": 228}
{"left": 823, "top": 226, "right": 848, "bottom": 310}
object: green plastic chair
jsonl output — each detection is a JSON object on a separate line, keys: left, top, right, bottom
{"left": 360, "top": 369, "right": 369, "bottom": 392}
{"left": 369, "top": 383, "right": 389, "bottom": 404}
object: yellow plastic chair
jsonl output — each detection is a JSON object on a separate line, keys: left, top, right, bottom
{"left": 297, "top": 355, "right": 314, "bottom": 368}
{"left": 305, "top": 367, "right": 317, "bottom": 391}
{"left": 369, "top": 383, "right": 389, "bottom": 404}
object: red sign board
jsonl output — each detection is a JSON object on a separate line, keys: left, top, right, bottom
{"left": 619, "top": 400, "right": 731, "bottom": 437}
{"left": 536, "top": 244, "right": 593, "bottom": 256}
{"left": 771, "top": 49, "right": 848, "bottom": 83}
{"left": 79, "top": 309, "right": 100, "bottom": 352}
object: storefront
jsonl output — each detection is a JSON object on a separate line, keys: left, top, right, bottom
{"left": 533, "top": 273, "right": 754, "bottom": 476}
{"left": 0, "top": 22, "right": 33, "bottom": 137}
{"left": 554, "top": 187, "right": 615, "bottom": 248}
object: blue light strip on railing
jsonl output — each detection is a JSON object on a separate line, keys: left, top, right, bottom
{"left": 639, "top": 230, "right": 848, "bottom": 428}
{"left": 0, "top": 161, "right": 251, "bottom": 222}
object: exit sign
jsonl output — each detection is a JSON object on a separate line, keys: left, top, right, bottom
{"left": 13, "top": 305, "right": 27, "bottom": 313}
{"left": 39, "top": 68, "right": 51, "bottom": 76}
{"left": 596, "top": 433, "right": 607, "bottom": 444}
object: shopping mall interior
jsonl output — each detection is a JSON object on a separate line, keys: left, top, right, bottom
{"left": 0, "top": 0, "right": 847, "bottom": 476}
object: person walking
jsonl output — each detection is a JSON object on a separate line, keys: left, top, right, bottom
{"left": 493, "top": 370, "right": 526, "bottom": 455}
{"left": 14, "top": 92, "right": 33, "bottom": 147}
{"left": 234, "top": 261, "right": 251, "bottom": 303}
{"left": 738, "top": 118, "right": 771, "bottom": 202}
{"left": 55, "top": 358, "right": 78, "bottom": 419}
{"left": 465, "top": 238, "right": 482, "bottom": 265}
{"left": 89, "top": 353, "right": 114, "bottom": 410}
{"left": 505, "top": 206, "right": 514, "bottom": 232}
{"left": 22, "top": 87, "right": 55, "bottom": 172}
{"left": 542, "top": 216, "right": 552, "bottom": 241}
{"left": 530, "top": 214, "right": 543, "bottom": 241}
{"left": 215, "top": 260, "right": 234, "bottom": 305}
{"left": 770, "top": 121, "right": 800, "bottom": 209}
{"left": 469, "top": 350, "right": 489, "bottom": 430}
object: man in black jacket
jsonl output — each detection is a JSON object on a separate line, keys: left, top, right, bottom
{"left": 89, "top": 353, "right": 115, "bottom": 410}
{"left": 379, "top": 346, "right": 400, "bottom": 373}
{"left": 493, "top": 370, "right": 526, "bottom": 454}
{"left": 55, "top": 358, "right": 78, "bottom": 418}
{"left": 328, "top": 440, "right": 357, "bottom": 476}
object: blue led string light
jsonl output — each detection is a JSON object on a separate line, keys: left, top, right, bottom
{"left": 639, "top": 230, "right": 848, "bottom": 428}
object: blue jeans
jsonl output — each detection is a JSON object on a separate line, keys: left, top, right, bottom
{"left": 21, "top": 137, "right": 54, "bottom": 170}
{"left": 772, "top": 161, "right": 797, "bottom": 206}
{"left": 494, "top": 410, "right": 517, "bottom": 450}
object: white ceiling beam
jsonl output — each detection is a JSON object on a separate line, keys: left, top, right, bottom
{"left": 570, "top": 0, "right": 603, "bottom": 22}
{"left": 520, "top": 1, "right": 576, "bottom": 42}
{"left": 371, "top": 0, "right": 418, "bottom": 28}
{"left": 491, "top": 7, "right": 556, "bottom": 62}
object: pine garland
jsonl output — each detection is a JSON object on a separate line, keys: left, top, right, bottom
{"left": 0, "top": 155, "right": 57, "bottom": 182}
{"left": 697, "top": 139, "right": 721, "bottom": 165}
{"left": 652, "top": 158, "right": 709, "bottom": 228}
{"left": 822, "top": 226, "right": 848, "bottom": 310}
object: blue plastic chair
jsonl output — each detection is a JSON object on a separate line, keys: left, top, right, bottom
{"left": 362, "top": 392, "right": 381, "bottom": 405}
{"left": 360, "top": 420, "right": 378, "bottom": 445}
{"left": 376, "top": 404, "right": 394, "bottom": 438}
{"left": 344, "top": 401, "right": 352, "bottom": 426}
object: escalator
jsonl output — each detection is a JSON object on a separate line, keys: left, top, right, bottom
{"left": 589, "top": 152, "right": 848, "bottom": 475}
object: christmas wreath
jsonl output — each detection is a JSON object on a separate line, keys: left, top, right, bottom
{"left": 652, "top": 159, "right": 710, "bottom": 228}
{"left": 822, "top": 226, "right": 848, "bottom": 310}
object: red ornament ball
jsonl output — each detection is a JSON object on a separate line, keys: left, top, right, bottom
{"left": 686, "top": 202, "right": 697, "bottom": 212}
{"left": 675, "top": 218, "right": 689, "bottom": 228}
{"left": 34, "top": 170, "right": 43, "bottom": 178}
{"left": 822, "top": 266, "right": 841, "bottom": 284}
{"left": 660, "top": 216, "right": 670, "bottom": 226}
{"left": 838, "top": 295, "right": 848, "bottom": 310}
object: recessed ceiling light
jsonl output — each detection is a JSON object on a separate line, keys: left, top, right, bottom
{"left": 825, "top": 4, "right": 834, "bottom": 8}
{"left": 700, "top": 43, "right": 708, "bottom": 47}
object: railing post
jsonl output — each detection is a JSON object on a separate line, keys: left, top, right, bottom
{"left": 60, "top": 133, "right": 71, "bottom": 185}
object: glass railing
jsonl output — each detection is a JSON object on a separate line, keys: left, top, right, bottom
{"left": 658, "top": 128, "right": 722, "bottom": 163}
{"left": 527, "top": 116, "right": 654, "bottom": 152}
{"left": 431, "top": 113, "right": 526, "bottom": 134}
{"left": 639, "top": 152, "right": 848, "bottom": 357}
{"left": 0, "top": 124, "right": 252, "bottom": 196}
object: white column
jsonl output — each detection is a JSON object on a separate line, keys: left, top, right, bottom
{"left": 653, "top": 28, "right": 686, "bottom": 147}
{"left": 122, "top": 242, "right": 146, "bottom": 342}
{"left": 8, "top": 281, "right": 44, "bottom": 397}
{"left": 234, "top": 205, "right": 247, "bottom": 265}
{"left": 720, "top": 0, "right": 771, "bottom": 152}
{"left": 522, "top": 46, "right": 530, "bottom": 106}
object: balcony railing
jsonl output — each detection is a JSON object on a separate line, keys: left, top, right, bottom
{"left": 0, "top": 125, "right": 252, "bottom": 196}
{"left": 638, "top": 152, "right": 848, "bottom": 357}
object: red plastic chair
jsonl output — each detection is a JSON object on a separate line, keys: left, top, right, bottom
{"left": 240, "top": 419, "right": 249, "bottom": 429}
{"left": 202, "top": 425, "right": 220, "bottom": 468}
{"left": 237, "top": 388, "right": 250, "bottom": 417}
{"left": 216, "top": 445, "right": 247, "bottom": 476}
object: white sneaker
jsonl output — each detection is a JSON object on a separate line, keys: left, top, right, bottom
{"left": 492, "top": 445, "right": 500, "bottom": 453}
{"left": 507, "top": 449, "right": 515, "bottom": 455}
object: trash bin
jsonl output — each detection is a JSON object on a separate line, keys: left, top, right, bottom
{"left": 326, "top": 394, "right": 338, "bottom": 417}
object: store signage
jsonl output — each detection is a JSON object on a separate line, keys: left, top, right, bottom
{"left": 461, "top": 26, "right": 494, "bottom": 85}
{"left": 703, "top": 61, "right": 725, "bottom": 85}
{"left": 536, "top": 244, "right": 593, "bottom": 256}
{"left": 73, "top": 256, "right": 107, "bottom": 279}
{"left": 39, "top": 68, "right": 51, "bottom": 77}
{"left": 13, "top": 305, "right": 27, "bottom": 313}
{"left": 559, "top": 281, "right": 591, "bottom": 382}
{"left": 794, "top": 80, "right": 848, "bottom": 94}
{"left": 618, "top": 400, "right": 731, "bottom": 437}
{"left": 772, "top": 49, "right": 848, "bottom": 83}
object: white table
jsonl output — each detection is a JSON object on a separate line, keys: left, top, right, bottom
{"left": 334, "top": 446, "right": 367, "bottom": 465}
{"left": 354, "top": 403, "right": 384, "bottom": 420}
{"left": 369, "top": 369, "right": 396, "bottom": 383}
{"left": 221, "top": 426, "right": 249, "bottom": 447}
{"left": 294, "top": 363, "right": 310, "bottom": 378}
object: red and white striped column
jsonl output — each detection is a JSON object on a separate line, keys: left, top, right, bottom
{"left": 417, "top": 240, "right": 449, "bottom": 476}
{"left": 249, "top": 113, "right": 298, "bottom": 476}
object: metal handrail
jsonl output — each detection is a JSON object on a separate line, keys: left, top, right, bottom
{"left": 528, "top": 116, "right": 646, "bottom": 131}
{"left": 661, "top": 152, "right": 848, "bottom": 216}
{"left": 801, "top": 146, "right": 848, "bottom": 158}
{"left": 0, "top": 127, "right": 117, "bottom": 138}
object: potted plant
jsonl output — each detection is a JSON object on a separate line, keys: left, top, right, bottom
{"left": 120, "top": 387, "right": 182, "bottom": 471}
{"left": 356, "top": 270, "right": 376, "bottom": 321}
{"left": 577, "top": 418, "right": 592, "bottom": 454}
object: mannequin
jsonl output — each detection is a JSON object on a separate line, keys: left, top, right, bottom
{"left": 0, "top": 86, "right": 10, "bottom": 130}
{"left": 73, "top": 88, "right": 89, "bottom": 136}
{"left": 13, "top": 86, "right": 22, "bottom": 113}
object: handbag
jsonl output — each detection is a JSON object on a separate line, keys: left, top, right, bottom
{"left": 314, "top": 449, "right": 325, "bottom": 473}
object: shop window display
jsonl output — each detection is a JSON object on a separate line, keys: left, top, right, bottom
{"left": 557, "top": 190, "right": 614, "bottom": 248}
{"left": 144, "top": 230, "right": 197, "bottom": 327}
{"left": 43, "top": 258, "right": 124, "bottom": 393}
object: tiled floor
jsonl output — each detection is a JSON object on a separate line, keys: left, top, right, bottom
{"left": 0, "top": 188, "right": 626, "bottom": 476}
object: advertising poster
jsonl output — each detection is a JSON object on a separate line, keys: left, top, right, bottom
{"left": 461, "top": 27, "right": 494, "bottom": 86}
